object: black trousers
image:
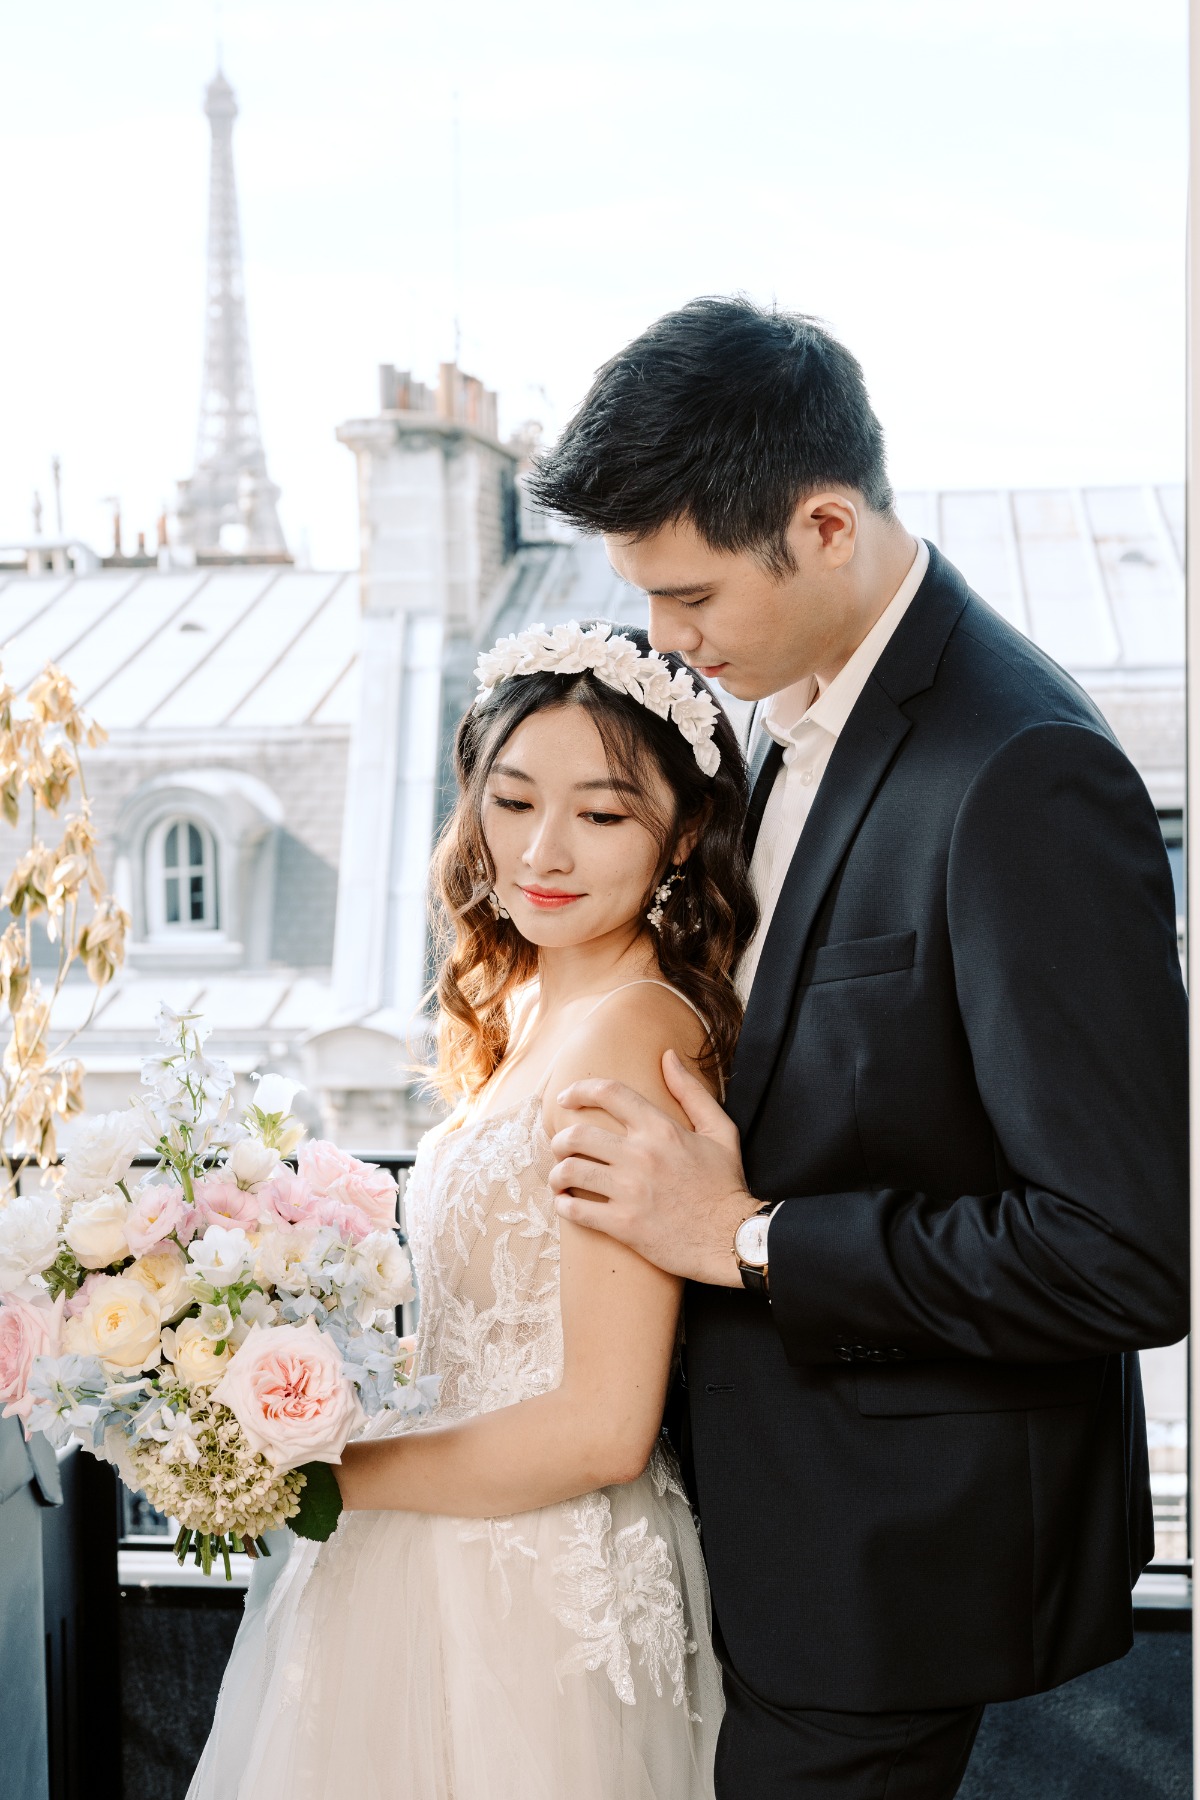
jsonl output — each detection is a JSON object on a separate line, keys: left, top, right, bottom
{"left": 715, "top": 1653, "right": 984, "bottom": 1800}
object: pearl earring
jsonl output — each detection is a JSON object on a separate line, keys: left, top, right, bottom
{"left": 647, "top": 866, "right": 684, "bottom": 931}
{"left": 488, "top": 890, "right": 510, "bottom": 921}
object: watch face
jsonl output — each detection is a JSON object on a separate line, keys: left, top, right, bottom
{"left": 735, "top": 1215, "right": 770, "bottom": 1267}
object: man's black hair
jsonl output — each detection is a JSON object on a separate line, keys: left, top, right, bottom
{"left": 527, "top": 296, "right": 894, "bottom": 576}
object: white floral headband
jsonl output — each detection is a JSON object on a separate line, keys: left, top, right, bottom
{"left": 472, "top": 621, "right": 722, "bottom": 778}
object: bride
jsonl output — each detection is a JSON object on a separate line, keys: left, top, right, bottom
{"left": 188, "top": 621, "right": 756, "bottom": 1800}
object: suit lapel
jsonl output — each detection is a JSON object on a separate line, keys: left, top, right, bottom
{"left": 727, "top": 546, "right": 971, "bottom": 1136}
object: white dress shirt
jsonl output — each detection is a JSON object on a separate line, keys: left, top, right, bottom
{"left": 736, "top": 538, "right": 930, "bottom": 1002}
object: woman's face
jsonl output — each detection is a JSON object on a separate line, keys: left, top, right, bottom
{"left": 481, "top": 703, "right": 678, "bottom": 952}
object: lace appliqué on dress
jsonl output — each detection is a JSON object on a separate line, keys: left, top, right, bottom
{"left": 648, "top": 1441, "right": 690, "bottom": 1507}
{"left": 458, "top": 1516, "right": 538, "bottom": 1616}
{"left": 552, "top": 1495, "right": 698, "bottom": 1714}
{"left": 407, "top": 1096, "right": 563, "bottom": 1421}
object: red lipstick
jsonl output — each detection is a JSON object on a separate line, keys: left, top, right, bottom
{"left": 517, "top": 886, "right": 583, "bottom": 910}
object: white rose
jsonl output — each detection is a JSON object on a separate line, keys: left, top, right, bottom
{"left": 64, "top": 1192, "right": 131, "bottom": 1270}
{"left": 0, "top": 1193, "right": 61, "bottom": 1294}
{"left": 61, "top": 1109, "right": 146, "bottom": 1202}
{"left": 161, "top": 1314, "right": 233, "bottom": 1387}
{"left": 253, "top": 1225, "right": 316, "bottom": 1296}
{"left": 223, "top": 1139, "right": 280, "bottom": 1192}
{"left": 186, "top": 1225, "right": 252, "bottom": 1287}
{"left": 69, "top": 1275, "right": 161, "bottom": 1373}
{"left": 124, "top": 1243, "right": 191, "bottom": 1322}
{"left": 350, "top": 1232, "right": 415, "bottom": 1309}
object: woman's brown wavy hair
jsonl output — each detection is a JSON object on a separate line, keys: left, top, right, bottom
{"left": 429, "top": 625, "right": 758, "bottom": 1103}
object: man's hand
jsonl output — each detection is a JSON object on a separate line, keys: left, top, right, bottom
{"left": 549, "top": 1050, "right": 754, "bottom": 1286}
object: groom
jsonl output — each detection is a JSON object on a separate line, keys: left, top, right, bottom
{"left": 530, "top": 299, "right": 1189, "bottom": 1798}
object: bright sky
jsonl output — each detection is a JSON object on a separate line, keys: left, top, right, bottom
{"left": 0, "top": 0, "right": 1187, "bottom": 570}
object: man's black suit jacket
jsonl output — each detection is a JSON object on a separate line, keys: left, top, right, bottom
{"left": 684, "top": 542, "right": 1188, "bottom": 1713}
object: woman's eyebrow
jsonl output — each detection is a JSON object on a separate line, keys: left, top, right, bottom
{"left": 489, "top": 764, "right": 639, "bottom": 796}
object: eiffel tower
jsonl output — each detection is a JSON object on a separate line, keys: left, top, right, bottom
{"left": 175, "top": 69, "right": 287, "bottom": 556}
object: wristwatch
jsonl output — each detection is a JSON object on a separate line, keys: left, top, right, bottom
{"left": 733, "top": 1201, "right": 775, "bottom": 1296}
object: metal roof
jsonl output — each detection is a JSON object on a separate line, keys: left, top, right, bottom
{"left": 499, "top": 484, "right": 1186, "bottom": 680}
{"left": 0, "top": 566, "right": 359, "bottom": 729}
{"left": 0, "top": 485, "right": 1181, "bottom": 745}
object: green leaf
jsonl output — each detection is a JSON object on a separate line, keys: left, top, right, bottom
{"left": 289, "top": 1461, "right": 344, "bottom": 1543}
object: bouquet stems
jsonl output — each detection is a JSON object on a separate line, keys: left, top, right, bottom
{"left": 172, "top": 1523, "right": 272, "bottom": 1578}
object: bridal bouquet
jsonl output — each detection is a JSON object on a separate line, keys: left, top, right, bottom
{"left": 0, "top": 1006, "right": 431, "bottom": 1577}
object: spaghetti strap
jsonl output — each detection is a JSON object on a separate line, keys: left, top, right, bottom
{"left": 579, "top": 978, "right": 711, "bottom": 1033}
{"left": 535, "top": 977, "right": 722, "bottom": 1103}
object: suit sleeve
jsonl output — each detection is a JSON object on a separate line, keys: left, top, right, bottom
{"left": 767, "top": 720, "right": 1190, "bottom": 1365}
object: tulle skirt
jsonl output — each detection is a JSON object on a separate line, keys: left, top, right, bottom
{"left": 187, "top": 1454, "right": 722, "bottom": 1800}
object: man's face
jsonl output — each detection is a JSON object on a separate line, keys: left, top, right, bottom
{"left": 605, "top": 506, "right": 856, "bottom": 703}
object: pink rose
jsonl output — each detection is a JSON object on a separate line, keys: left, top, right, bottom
{"left": 210, "top": 1321, "right": 363, "bottom": 1473}
{"left": 193, "top": 1176, "right": 259, "bottom": 1230}
{"left": 298, "top": 1142, "right": 398, "bottom": 1229}
{"left": 0, "top": 1293, "right": 64, "bottom": 1426}
{"left": 313, "top": 1196, "right": 373, "bottom": 1243}
{"left": 125, "top": 1184, "right": 197, "bottom": 1255}
{"left": 65, "top": 1270, "right": 109, "bottom": 1318}
{"left": 258, "top": 1170, "right": 320, "bottom": 1228}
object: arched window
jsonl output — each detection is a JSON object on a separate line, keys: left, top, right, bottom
{"left": 148, "top": 816, "right": 218, "bottom": 932}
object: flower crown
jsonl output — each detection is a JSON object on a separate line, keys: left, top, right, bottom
{"left": 472, "top": 621, "right": 721, "bottom": 777}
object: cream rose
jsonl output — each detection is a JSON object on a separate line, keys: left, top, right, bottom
{"left": 125, "top": 1243, "right": 191, "bottom": 1323}
{"left": 211, "top": 1321, "right": 363, "bottom": 1473}
{"left": 66, "top": 1275, "right": 161, "bottom": 1373}
{"left": 64, "top": 1191, "right": 131, "bottom": 1270}
{"left": 161, "top": 1314, "right": 234, "bottom": 1388}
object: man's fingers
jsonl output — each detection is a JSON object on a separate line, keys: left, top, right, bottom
{"left": 556, "top": 1076, "right": 661, "bottom": 1128}
{"left": 662, "top": 1050, "right": 742, "bottom": 1146}
{"left": 556, "top": 1192, "right": 627, "bottom": 1236}
{"left": 549, "top": 1156, "right": 617, "bottom": 1198}
{"left": 550, "top": 1121, "right": 622, "bottom": 1165}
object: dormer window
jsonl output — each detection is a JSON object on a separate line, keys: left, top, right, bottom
{"left": 151, "top": 817, "right": 218, "bottom": 931}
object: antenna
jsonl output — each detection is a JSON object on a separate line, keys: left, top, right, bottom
{"left": 452, "top": 89, "right": 462, "bottom": 367}
{"left": 50, "top": 456, "right": 63, "bottom": 535}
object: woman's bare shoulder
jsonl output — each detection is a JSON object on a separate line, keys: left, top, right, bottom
{"left": 541, "top": 981, "right": 712, "bottom": 1136}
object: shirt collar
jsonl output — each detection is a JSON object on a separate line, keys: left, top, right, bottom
{"left": 762, "top": 537, "right": 930, "bottom": 752}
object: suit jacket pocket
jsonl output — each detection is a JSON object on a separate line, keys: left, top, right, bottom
{"left": 809, "top": 929, "right": 917, "bottom": 986}
{"left": 855, "top": 1358, "right": 1103, "bottom": 1416}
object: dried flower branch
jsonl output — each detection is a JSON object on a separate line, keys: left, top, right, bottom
{"left": 0, "top": 663, "right": 127, "bottom": 1181}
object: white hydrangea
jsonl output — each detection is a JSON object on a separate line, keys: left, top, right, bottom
{"left": 128, "top": 1391, "right": 304, "bottom": 1538}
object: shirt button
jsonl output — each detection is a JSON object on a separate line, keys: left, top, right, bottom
{"left": 800, "top": 767, "right": 814, "bottom": 785}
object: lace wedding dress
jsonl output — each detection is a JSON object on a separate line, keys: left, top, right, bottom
{"left": 188, "top": 1007, "right": 723, "bottom": 1799}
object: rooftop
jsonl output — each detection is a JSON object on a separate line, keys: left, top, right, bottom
{"left": 0, "top": 566, "right": 358, "bottom": 730}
